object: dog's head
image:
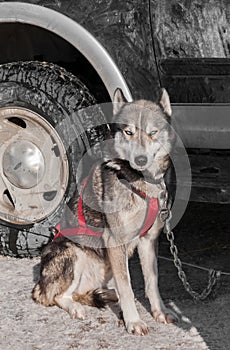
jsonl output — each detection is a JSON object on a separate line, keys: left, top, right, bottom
{"left": 111, "top": 88, "right": 174, "bottom": 177}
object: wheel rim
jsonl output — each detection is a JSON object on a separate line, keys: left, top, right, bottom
{"left": 0, "top": 107, "right": 69, "bottom": 225}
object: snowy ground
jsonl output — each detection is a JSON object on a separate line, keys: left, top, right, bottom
{"left": 0, "top": 251, "right": 229, "bottom": 350}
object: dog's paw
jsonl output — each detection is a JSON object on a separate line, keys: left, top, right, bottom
{"left": 105, "top": 160, "right": 121, "bottom": 171}
{"left": 152, "top": 308, "right": 177, "bottom": 324}
{"left": 126, "top": 320, "right": 148, "bottom": 336}
{"left": 69, "top": 304, "right": 86, "bottom": 320}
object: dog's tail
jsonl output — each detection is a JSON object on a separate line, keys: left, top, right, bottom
{"left": 72, "top": 288, "right": 118, "bottom": 309}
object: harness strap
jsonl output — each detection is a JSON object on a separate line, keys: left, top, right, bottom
{"left": 77, "top": 178, "right": 88, "bottom": 227}
{"left": 53, "top": 180, "right": 159, "bottom": 241}
{"left": 53, "top": 177, "right": 103, "bottom": 240}
{"left": 54, "top": 227, "right": 102, "bottom": 238}
{"left": 130, "top": 185, "right": 159, "bottom": 237}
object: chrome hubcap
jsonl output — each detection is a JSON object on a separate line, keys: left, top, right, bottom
{"left": 0, "top": 107, "right": 69, "bottom": 225}
{"left": 3, "top": 140, "right": 45, "bottom": 189}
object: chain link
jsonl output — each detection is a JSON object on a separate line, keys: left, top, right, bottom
{"left": 164, "top": 217, "right": 220, "bottom": 301}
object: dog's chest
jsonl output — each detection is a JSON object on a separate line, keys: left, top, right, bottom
{"left": 75, "top": 168, "right": 167, "bottom": 243}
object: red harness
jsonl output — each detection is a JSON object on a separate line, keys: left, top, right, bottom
{"left": 53, "top": 178, "right": 159, "bottom": 240}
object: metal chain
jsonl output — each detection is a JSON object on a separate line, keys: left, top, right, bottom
{"left": 163, "top": 217, "right": 220, "bottom": 301}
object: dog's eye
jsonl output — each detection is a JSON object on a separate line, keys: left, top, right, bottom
{"left": 150, "top": 130, "right": 158, "bottom": 137}
{"left": 124, "top": 130, "right": 133, "bottom": 136}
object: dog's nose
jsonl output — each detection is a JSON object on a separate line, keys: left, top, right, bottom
{"left": 134, "top": 155, "right": 148, "bottom": 167}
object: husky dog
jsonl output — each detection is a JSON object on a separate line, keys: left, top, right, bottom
{"left": 32, "top": 88, "right": 176, "bottom": 335}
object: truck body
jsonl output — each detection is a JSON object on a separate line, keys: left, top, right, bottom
{"left": 0, "top": 0, "right": 229, "bottom": 256}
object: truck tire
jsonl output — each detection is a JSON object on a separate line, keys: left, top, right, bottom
{"left": 0, "top": 61, "right": 107, "bottom": 257}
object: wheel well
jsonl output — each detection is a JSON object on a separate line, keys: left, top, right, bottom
{"left": 0, "top": 22, "right": 109, "bottom": 103}
{"left": 0, "top": 2, "right": 132, "bottom": 102}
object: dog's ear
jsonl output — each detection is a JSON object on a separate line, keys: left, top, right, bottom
{"left": 158, "top": 88, "right": 172, "bottom": 117}
{"left": 113, "top": 88, "right": 127, "bottom": 114}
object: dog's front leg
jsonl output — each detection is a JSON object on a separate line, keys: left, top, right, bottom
{"left": 138, "top": 235, "right": 177, "bottom": 324}
{"left": 107, "top": 245, "right": 148, "bottom": 335}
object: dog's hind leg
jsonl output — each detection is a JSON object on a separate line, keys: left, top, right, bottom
{"left": 138, "top": 235, "right": 177, "bottom": 324}
{"left": 55, "top": 282, "right": 86, "bottom": 320}
{"left": 32, "top": 241, "right": 76, "bottom": 306}
{"left": 107, "top": 245, "right": 148, "bottom": 336}
{"left": 32, "top": 240, "right": 86, "bottom": 319}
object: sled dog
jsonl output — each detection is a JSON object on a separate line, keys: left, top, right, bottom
{"left": 32, "top": 88, "right": 176, "bottom": 335}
